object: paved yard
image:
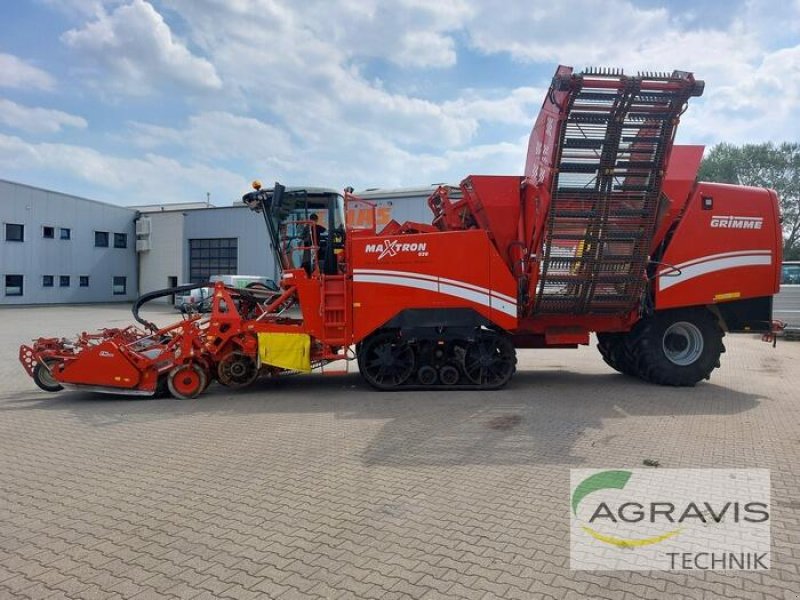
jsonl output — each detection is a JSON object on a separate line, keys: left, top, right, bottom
{"left": 1, "top": 304, "right": 799, "bottom": 599}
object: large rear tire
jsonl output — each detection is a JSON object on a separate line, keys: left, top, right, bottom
{"left": 596, "top": 333, "right": 638, "bottom": 377}
{"left": 626, "top": 308, "right": 725, "bottom": 386}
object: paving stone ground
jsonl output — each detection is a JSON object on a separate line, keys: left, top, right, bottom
{"left": 1, "top": 303, "right": 799, "bottom": 599}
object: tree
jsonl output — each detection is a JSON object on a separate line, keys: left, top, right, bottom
{"left": 699, "top": 142, "right": 800, "bottom": 260}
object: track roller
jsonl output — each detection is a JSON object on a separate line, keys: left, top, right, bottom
{"left": 439, "top": 365, "right": 460, "bottom": 385}
{"left": 417, "top": 365, "right": 438, "bottom": 386}
{"left": 217, "top": 352, "right": 259, "bottom": 388}
{"left": 357, "top": 332, "right": 415, "bottom": 390}
{"left": 462, "top": 333, "right": 516, "bottom": 388}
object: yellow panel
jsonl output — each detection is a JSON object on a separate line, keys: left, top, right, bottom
{"left": 258, "top": 333, "right": 311, "bottom": 372}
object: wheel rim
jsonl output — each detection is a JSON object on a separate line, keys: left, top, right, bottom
{"left": 362, "top": 335, "right": 414, "bottom": 387}
{"left": 463, "top": 336, "right": 515, "bottom": 386}
{"left": 37, "top": 362, "right": 59, "bottom": 388}
{"left": 662, "top": 321, "right": 704, "bottom": 366}
{"left": 169, "top": 364, "right": 205, "bottom": 398}
{"left": 439, "top": 365, "right": 460, "bottom": 386}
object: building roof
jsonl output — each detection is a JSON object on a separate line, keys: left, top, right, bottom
{"left": 131, "top": 201, "right": 215, "bottom": 213}
{"left": 0, "top": 178, "right": 137, "bottom": 212}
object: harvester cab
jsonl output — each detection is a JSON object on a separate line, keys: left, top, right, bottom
{"left": 243, "top": 182, "right": 346, "bottom": 278}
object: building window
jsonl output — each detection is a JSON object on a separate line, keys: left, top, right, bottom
{"left": 112, "top": 276, "right": 127, "bottom": 295}
{"left": 43, "top": 226, "right": 55, "bottom": 239}
{"left": 114, "top": 232, "right": 127, "bottom": 248}
{"left": 5, "top": 275, "right": 23, "bottom": 296}
{"left": 60, "top": 228, "right": 71, "bottom": 240}
{"left": 95, "top": 231, "right": 109, "bottom": 247}
{"left": 5, "top": 223, "right": 24, "bottom": 242}
{"left": 43, "top": 275, "right": 54, "bottom": 287}
{"left": 79, "top": 275, "right": 89, "bottom": 287}
{"left": 189, "top": 238, "right": 238, "bottom": 284}
{"left": 60, "top": 275, "right": 70, "bottom": 287}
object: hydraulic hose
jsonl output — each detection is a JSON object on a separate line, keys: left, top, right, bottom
{"left": 132, "top": 283, "right": 213, "bottom": 331}
{"left": 132, "top": 281, "right": 266, "bottom": 331}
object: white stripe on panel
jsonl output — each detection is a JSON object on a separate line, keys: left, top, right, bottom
{"left": 353, "top": 274, "right": 517, "bottom": 318}
{"left": 659, "top": 254, "right": 773, "bottom": 291}
{"left": 490, "top": 297, "right": 517, "bottom": 317}
{"left": 353, "top": 268, "right": 517, "bottom": 306}
{"left": 354, "top": 273, "right": 439, "bottom": 292}
{"left": 439, "top": 282, "right": 490, "bottom": 307}
{"left": 353, "top": 268, "right": 438, "bottom": 282}
{"left": 665, "top": 250, "right": 772, "bottom": 272}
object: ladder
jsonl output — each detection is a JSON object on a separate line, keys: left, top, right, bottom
{"left": 321, "top": 275, "right": 348, "bottom": 346}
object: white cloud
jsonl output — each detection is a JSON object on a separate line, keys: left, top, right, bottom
{"left": 0, "top": 53, "right": 56, "bottom": 91}
{"left": 459, "top": 0, "right": 800, "bottom": 148}
{"left": 8, "top": 0, "right": 797, "bottom": 204}
{"left": 158, "top": 0, "right": 529, "bottom": 154}
{"left": 680, "top": 42, "right": 800, "bottom": 145}
{"left": 0, "top": 133, "right": 248, "bottom": 204}
{"left": 443, "top": 87, "right": 545, "bottom": 126}
{"left": 62, "top": 0, "right": 222, "bottom": 94}
{"left": 0, "top": 99, "right": 87, "bottom": 134}
{"left": 53, "top": 0, "right": 791, "bottom": 195}
{"left": 129, "top": 111, "right": 292, "bottom": 164}
{"left": 278, "top": 0, "right": 471, "bottom": 69}
{"left": 37, "top": 0, "right": 110, "bottom": 17}
{"left": 465, "top": 1, "right": 671, "bottom": 66}
{"left": 395, "top": 32, "right": 457, "bottom": 69}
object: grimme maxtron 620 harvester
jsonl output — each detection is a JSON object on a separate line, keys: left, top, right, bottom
{"left": 20, "top": 66, "right": 783, "bottom": 398}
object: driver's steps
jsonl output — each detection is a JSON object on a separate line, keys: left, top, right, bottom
{"left": 322, "top": 275, "right": 347, "bottom": 345}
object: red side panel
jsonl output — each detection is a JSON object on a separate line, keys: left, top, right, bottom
{"left": 655, "top": 182, "right": 782, "bottom": 309}
{"left": 653, "top": 145, "right": 705, "bottom": 251}
{"left": 461, "top": 175, "right": 523, "bottom": 271}
{"left": 350, "top": 229, "right": 518, "bottom": 342}
{"left": 55, "top": 341, "right": 142, "bottom": 388}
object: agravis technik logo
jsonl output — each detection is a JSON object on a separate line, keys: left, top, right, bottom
{"left": 570, "top": 469, "right": 770, "bottom": 571}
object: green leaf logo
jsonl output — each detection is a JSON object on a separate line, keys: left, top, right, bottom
{"left": 572, "top": 470, "right": 682, "bottom": 548}
{"left": 572, "top": 470, "right": 632, "bottom": 516}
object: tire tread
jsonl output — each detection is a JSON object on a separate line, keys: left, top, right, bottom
{"left": 625, "top": 308, "right": 725, "bottom": 386}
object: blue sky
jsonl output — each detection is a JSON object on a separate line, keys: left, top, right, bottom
{"left": 0, "top": 0, "right": 798, "bottom": 206}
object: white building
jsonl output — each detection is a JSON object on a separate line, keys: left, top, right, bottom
{"left": 1, "top": 178, "right": 446, "bottom": 305}
{"left": 0, "top": 179, "right": 138, "bottom": 305}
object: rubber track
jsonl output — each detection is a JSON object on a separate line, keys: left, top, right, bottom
{"left": 359, "top": 333, "right": 517, "bottom": 391}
